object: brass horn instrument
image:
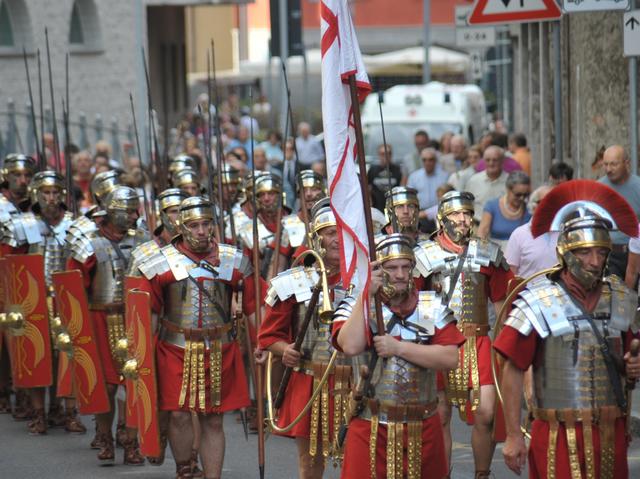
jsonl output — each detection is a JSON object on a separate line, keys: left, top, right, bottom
{"left": 292, "top": 249, "right": 333, "bottom": 323}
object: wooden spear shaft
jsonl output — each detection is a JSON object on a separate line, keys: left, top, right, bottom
{"left": 348, "top": 75, "right": 385, "bottom": 334}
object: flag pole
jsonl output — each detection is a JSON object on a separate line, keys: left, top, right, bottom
{"left": 347, "top": 74, "right": 385, "bottom": 335}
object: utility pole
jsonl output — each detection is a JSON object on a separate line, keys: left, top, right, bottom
{"left": 279, "top": 0, "right": 289, "bottom": 133}
{"left": 422, "top": 0, "right": 431, "bottom": 83}
{"left": 631, "top": 0, "right": 638, "bottom": 174}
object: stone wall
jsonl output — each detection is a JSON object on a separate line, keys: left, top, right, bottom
{"left": 511, "top": 11, "right": 640, "bottom": 183}
{"left": 0, "top": 0, "right": 142, "bottom": 150}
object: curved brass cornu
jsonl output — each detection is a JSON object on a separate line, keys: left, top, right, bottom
{"left": 266, "top": 350, "right": 338, "bottom": 433}
{"left": 292, "top": 249, "right": 334, "bottom": 324}
{"left": 491, "top": 265, "right": 562, "bottom": 440}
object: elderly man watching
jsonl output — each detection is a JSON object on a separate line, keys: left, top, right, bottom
{"left": 465, "top": 146, "right": 509, "bottom": 222}
{"left": 440, "top": 134, "right": 467, "bottom": 174}
{"left": 407, "top": 147, "right": 450, "bottom": 218}
{"left": 598, "top": 144, "right": 640, "bottom": 278}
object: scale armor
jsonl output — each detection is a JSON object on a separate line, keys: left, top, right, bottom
{"left": 505, "top": 274, "right": 639, "bottom": 410}
{"left": 1, "top": 211, "right": 74, "bottom": 286}
{"left": 138, "top": 243, "right": 251, "bottom": 348}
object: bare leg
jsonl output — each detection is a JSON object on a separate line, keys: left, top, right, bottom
{"left": 437, "top": 390, "right": 453, "bottom": 469}
{"left": 117, "top": 397, "right": 126, "bottom": 424}
{"left": 95, "top": 384, "right": 117, "bottom": 463}
{"left": 192, "top": 411, "right": 202, "bottom": 474}
{"left": 96, "top": 384, "right": 117, "bottom": 435}
{"left": 198, "top": 413, "right": 225, "bottom": 479}
{"left": 471, "top": 385, "right": 496, "bottom": 474}
{"left": 30, "top": 387, "right": 45, "bottom": 410}
{"left": 296, "top": 437, "right": 325, "bottom": 479}
{"left": 169, "top": 410, "right": 194, "bottom": 464}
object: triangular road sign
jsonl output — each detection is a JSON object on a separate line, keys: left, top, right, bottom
{"left": 468, "top": 0, "right": 562, "bottom": 25}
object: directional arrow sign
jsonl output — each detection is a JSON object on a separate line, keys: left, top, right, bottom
{"left": 468, "top": 0, "right": 562, "bottom": 25}
{"left": 624, "top": 10, "right": 640, "bottom": 57}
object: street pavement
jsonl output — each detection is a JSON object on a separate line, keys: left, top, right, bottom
{"left": 1, "top": 409, "right": 639, "bottom": 478}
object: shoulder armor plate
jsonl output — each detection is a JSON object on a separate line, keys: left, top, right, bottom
{"left": 265, "top": 266, "right": 319, "bottom": 307}
{"left": 127, "top": 240, "right": 161, "bottom": 276}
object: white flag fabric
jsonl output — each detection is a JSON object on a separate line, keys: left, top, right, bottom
{"left": 320, "top": 0, "right": 371, "bottom": 298}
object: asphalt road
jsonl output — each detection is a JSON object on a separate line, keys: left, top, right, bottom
{"left": 1, "top": 409, "right": 639, "bottom": 478}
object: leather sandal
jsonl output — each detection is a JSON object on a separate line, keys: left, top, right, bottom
{"left": 12, "top": 390, "right": 33, "bottom": 421}
{"left": 97, "top": 433, "right": 115, "bottom": 465}
{"left": 147, "top": 434, "right": 167, "bottom": 466}
{"left": 0, "top": 388, "right": 11, "bottom": 413}
{"left": 47, "top": 404, "right": 66, "bottom": 427}
{"left": 115, "top": 422, "right": 127, "bottom": 448}
{"left": 28, "top": 408, "right": 47, "bottom": 435}
{"left": 176, "top": 461, "right": 194, "bottom": 479}
{"left": 190, "top": 449, "right": 203, "bottom": 478}
{"left": 64, "top": 409, "right": 87, "bottom": 434}
{"left": 475, "top": 471, "right": 492, "bottom": 479}
{"left": 90, "top": 421, "right": 102, "bottom": 449}
{"left": 123, "top": 437, "right": 145, "bottom": 466}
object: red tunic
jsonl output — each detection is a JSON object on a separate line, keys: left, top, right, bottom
{"left": 493, "top": 272, "right": 636, "bottom": 479}
{"left": 259, "top": 274, "right": 344, "bottom": 439}
{"left": 137, "top": 241, "right": 262, "bottom": 413}
{"left": 332, "top": 301, "right": 465, "bottom": 478}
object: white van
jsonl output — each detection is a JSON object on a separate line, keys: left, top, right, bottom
{"left": 361, "top": 82, "right": 487, "bottom": 164}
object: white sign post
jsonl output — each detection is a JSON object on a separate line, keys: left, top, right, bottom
{"left": 624, "top": 10, "right": 640, "bottom": 57}
{"left": 456, "top": 27, "right": 497, "bottom": 48}
{"left": 562, "top": 0, "right": 630, "bottom": 14}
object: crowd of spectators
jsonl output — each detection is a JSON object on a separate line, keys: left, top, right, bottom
{"left": 45, "top": 92, "right": 640, "bottom": 290}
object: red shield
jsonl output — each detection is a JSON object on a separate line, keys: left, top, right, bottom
{"left": 5, "top": 254, "right": 52, "bottom": 388}
{"left": 52, "top": 270, "right": 110, "bottom": 414}
{"left": 56, "top": 349, "right": 74, "bottom": 398}
{"left": 125, "top": 288, "right": 160, "bottom": 457}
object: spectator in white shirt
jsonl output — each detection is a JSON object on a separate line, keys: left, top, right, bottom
{"left": 465, "top": 146, "right": 508, "bottom": 222}
{"left": 407, "top": 147, "right": 450, "bottom": 218}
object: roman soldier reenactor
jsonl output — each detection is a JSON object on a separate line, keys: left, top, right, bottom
{"left": 66, "top": 185, "right": 148, "bottom": 465}
{"left": 259, "top": 197, "right": 351, "bottom": 478}
{"left": 495, "top": 180, "right": 640, "bottom": 478}
{"left": 128, "top": 188, "right": 188, "bottom": 275}
{"left": 413, "top": 191, "right": 513, "bottom": 478}
{"left": 0, "top": 154, "right": 36, "bottom": 221}
{"left": 65, "top": 169, "right": 124, "bottom": 246}
{"left": 0, "top": 154, "right": 37, "bottom": 417}
{"left": 281, "top": 170, "right": 327, "bottom": 258}
{"left": 131, "top": 196, "right": 262, "bottom": 479}
{"left": 234, "top": 171, "right": 291, "bottom": 280}
{"left": 332, "top": 233, "right": 465, "bottom": 478}
{"left": 383, "top": 186, "right": 427, "bottom": 242}
{"left": 0, "top": 171, "right": 86, "bottom": 435}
